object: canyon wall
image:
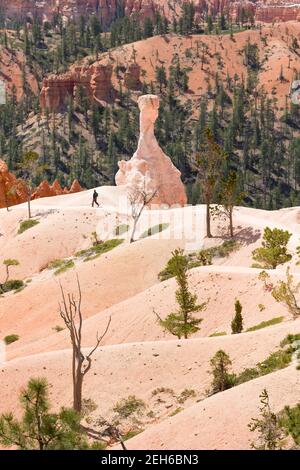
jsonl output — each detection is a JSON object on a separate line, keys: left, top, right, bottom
{"left": 2, "top": 1, "right": 300, "bottom": 26}
{"left": 40, "top": 61, "right": 141, "bottom": 112}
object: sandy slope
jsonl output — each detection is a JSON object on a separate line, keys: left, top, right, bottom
{"left": 122, "top": 366, "right": 300, "bottom": 450}
{"left": 2, "top": 318, "right": 300, "bottom": 418}
{"left": 1, "top": 188, "right": 300, "bottom": 449}
{"left": 7, "top": 265, "right": 298, "bottom": 360}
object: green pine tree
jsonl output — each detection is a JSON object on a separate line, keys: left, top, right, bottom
{"left": 0, "top": 378, "right": 94, "bottom": 450}
{"left": 231, "top": 300, "right": 244, "bottom": 334}
{"left": 157, "top": 249, "right": 207, "bottom": 339}
{"left": 252, "top": 227, "right": 292, "bottom": 269}
{"left": 210, "top": 350, "right": 236, "bottom": 394}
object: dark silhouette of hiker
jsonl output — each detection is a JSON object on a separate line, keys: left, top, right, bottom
{"left": 92, "top": 190, "right": 99, "bottom": 207}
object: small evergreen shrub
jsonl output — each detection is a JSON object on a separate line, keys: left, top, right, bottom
{"left": 1, "top": 280, "right": 24, "bottom": 293}
{"left": 18, "top": 219, "right": 39, "bottom": 234}
{"left": 252, "top": 227, "right": 292, "bottom": 269}
{"left": 48, "top": 259, "right": 75, "bottom": 276}
{"left": 113, "top": 396, "right": 146, "bottom": 419}
{"left": 4, "top": 334, "right": 19, "bottom": 345}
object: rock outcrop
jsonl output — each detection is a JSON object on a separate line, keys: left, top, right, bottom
{"left": 124, "top": 63, "right": 141, "bottom": 90}
{"left": 69, "top": 179, "right": 83, "bottom": 193}
{"left": 0, "top": 160, "right": 28, "bottom": 209}
{"left": 256, "top": 4, "right": 300, "bottom": 23}
{"left": 2, "top": 1, "right": 300, "bottom": 27}
{"left": 40, "top": 63, "right": 113, "bottom": 112}
{"left": 0, "top": 159, "right": 83, "bottom": 209}
{"left": 32, "top": 179, "right": 83, "bottom": 199}
{"left": 115, "top": 94, "right": 187, "bottom": 207}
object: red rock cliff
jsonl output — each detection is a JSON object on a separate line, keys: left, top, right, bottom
{"left": 2, "top": 1, "right": 300, "bottom": 26}
{"left": 40, "top": 61, "right": 141, "bottom": 112}
{"left": 40, "top": 63, "right": 114, "bottom": 112}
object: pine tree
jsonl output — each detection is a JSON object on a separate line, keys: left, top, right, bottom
{"left": 231, "top": 300, "right": 244, "bottom": 334}
{"left": 252, "top": 227, "right": 292, "bottom": 269}
{"left": 217, "top": 171, "right": 245, "bottom": 237}
{"left": 194, "top": 128, "right": 227, "bottom": 238}
{"left": 157, "top": 249, "right": 207, "bottom": 339}
{"left": 249, "top": 389, "right": 284, "bottom": 450}
{"left": 156, "top": 65, "right": 167, "bottom": 92}
{"left": 0, "top": 378, "right": 91, "bottom": 450}
{"left": 210, "top": 350, "right": 236, "bottom": 393}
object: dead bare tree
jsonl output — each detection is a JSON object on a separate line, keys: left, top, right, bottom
{"left": 128, "top": 180, "right": 158, "bottom": 243}
{"left": 96, "top": 417, "right": 127, "bottom": 451}
{"left": 59, "top": 276, "right": 111, "bottom": 413}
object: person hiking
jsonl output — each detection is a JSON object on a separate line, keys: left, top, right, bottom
{"left": 92, "top": 189, "right": 99, "bottom": 207}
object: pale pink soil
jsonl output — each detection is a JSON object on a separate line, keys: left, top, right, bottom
{"left": 1, "top": 188, "right": 300, "bottom": 449}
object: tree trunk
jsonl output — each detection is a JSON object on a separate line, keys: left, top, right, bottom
{"left": 73, "top": 367, "right": 83, "bottom": 414}
{"left": 206, "top": 202, "right": 212, "bottom": 238}
{"left": 27, "top": 194, "right": 32, "bottom": 219}
{"left": 229, "top": 208, "right": 234, "bottom": 238}
{"left": 130, "top": 218, "right": 138, "bottom": 243}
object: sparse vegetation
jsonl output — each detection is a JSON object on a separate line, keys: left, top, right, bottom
{"left": 177, "top": 389, "right": 196, "bottom": 404}
{"left": 260, "top": 268, "right": 300, "bottom": 319}
{"left": 81, "top": 398, "right": 98, "bottom": 418}
{"left": 271, "top": 268, "right": 300, "bottom": 319}
{"left": 139, "top": 223, "right": 169, "bottom": 239}
{"left": 113, "top": 395, "right": 146, "bottom": 419}
{"left": 169, "top": 407, "right": 183, "bottom": 417}
{"left": 209, "top": 331, "right": 227, "bottom": 337}
{"left": 236, "top": 335, "right": 300, "bottom": 385}
{"left": 246, "top": 316, "right": 284, "bottom": 332}
{"left": 158, "top": 240, "right": 238, "bottom": 281}
{"left": 252, "top": 227, "right": 292, "bottom": 269}
{"left": 76, "top": 238, "right": 124, "bottom": 261}
{"left": 18, "top": 219, "right": 40, "bottom": 234}
{"left": 249, "top": 389, "right": 285, "bottom": 450}
{"left": 279, "top": 404, "right": 300, "bottom": 446}
{"left": 52, "top": 325, "right": 65, "bottom": 333}
{"left": 152, "top": 387, "right": 174, "bottom": 397}
{"left": 4, "top": 334, "right": 19, "bottom": 345}
{"left": 48, "top": 259, "right": 75, "bottom": 276}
